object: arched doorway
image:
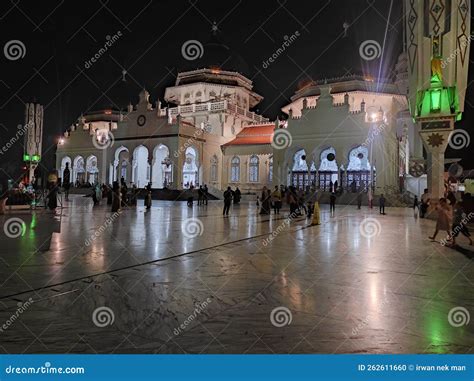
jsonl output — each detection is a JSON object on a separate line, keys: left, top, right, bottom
{"left": 318, "top": 147, "right": 338, "bottom": 191}
{"left": 183, "top": 146, "right": 198, "bottom": 188}
{"left": 291, "top": 149, "right": 316, "bottom": 190}
{"left": 113, "top": 146, "right": 129, "bottom": 182}
{"left": 60, "top": 156, "right": 72, "bottom": 183}
{"left": 344, "top": 145, "right": 375, "bottom": 192}
{"left": 151, "top": 144, "right": 172, "bottom": 188}
{"left": 73, "top": 156, "right": 85, "bottom": 186}
{"left": 132, "top": 145, "right": 150, "bottom": 188}
{"left": 86, "top": 155, "right": 99, "bottom": 184}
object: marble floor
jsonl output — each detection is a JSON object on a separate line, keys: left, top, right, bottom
{"left": 0, "top": 195, "right": 472, "bottom": 354}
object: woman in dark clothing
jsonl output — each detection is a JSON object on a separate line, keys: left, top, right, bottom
{"left": 144, "top": 182, "right": 152, "bottom": 209}
{"left": 234, "top": 187, "right": 241, "bottom": 204}
{"left": 259, "top": 186, "right": 271, "bottom": 215}
{"left": 112, "top": 181, "right": 121, "bottom": 212}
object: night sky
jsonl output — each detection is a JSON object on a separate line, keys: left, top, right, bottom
{"left": 0, "top": 0, "right": 473, "bottom": 184}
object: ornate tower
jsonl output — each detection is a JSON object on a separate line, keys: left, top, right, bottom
{"left": 404, "top": 0, "right": 470, "bottom": 200}
{"left": 23, "top": 103, "right": 44, "bottom": 183}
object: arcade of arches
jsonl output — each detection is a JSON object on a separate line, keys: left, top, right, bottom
{"left": 287, "top": 146, "right": 376, "bottom": 192}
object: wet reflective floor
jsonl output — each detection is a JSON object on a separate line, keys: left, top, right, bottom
{"left": 0, "top": 196, "right": 472, "bottom": 353}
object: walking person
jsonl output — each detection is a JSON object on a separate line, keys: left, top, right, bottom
{"left": 379, "top": 193, "right": 386, "bottom": 215}
{"left": 451, "top": 201, "right": 473, "bottom": 246}
{"left": 203, "top": 184, "right": 209, "bottom": 205}
{"left": 329, "top": 192, "right": 336, "bottom": 215}
{"left": 63, "top": 162, "right": 71, "bottom": 201}
{"left": 271, "top": 185, "right": 281, "bottom": 214}
{"left": 144, "top": 182, "right": 152, "bottom": 210}
{"left": 420, "top": 189, "right": 430, "bottom": 218}
{"left": 260, "top": 186, "right": 270, "bottom": 215}
{"left": 198, "top": 185, "right": 203, "bottom": 206}
{"left": 357, "top": 192, "right": 362, "bottom": 210}
{"left": 413, "top": 195, "right": 419, "bottom": 218}
{"left": 429, "top": 198, "right": 452, "bottom": 242}
{"left": 111, "top": 181, "right": 121, "bottom": 213}
{"left": 223, "top": 186, "right": 232, "bottom": 216}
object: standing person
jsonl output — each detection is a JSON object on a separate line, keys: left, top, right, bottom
{"left": 223, "top": 186, "right": 232, "bottom": 216}
{"left": 111, "top": 181, "right": 121, "bottom": 212}
{"left": 198, "top": 186, "right": 203, "bottom": 206}
{"left": 413, "top": 195, "right": 419, "bottom": 218}
{"left": 260, "top": 186, "right": 270, "bottom": 215}
{"left": 429, "top": 198, "right": 452, "bottom": 242}
{"left": 288, "top": 186, "right": 298, "bottom": 216}
{"left": 271, "top": 185, "right": 281, "bottom": 214}
{"left": 298, "top": 189, "right": 307, "bottom": 215}
{"left": 106, "top": 185, "right": 113, "bottom": 205}
{"left": 368, "top": 186, "right": 373, "bottom": 209}
{"left": 187, "top": 185, "right": 194, "bottom": 207}
{"left": 379, "top": 193, "right": 386, "bottom": 215}
{"left": 63, "top": 162, "right": 71, "bottom": 201}
{"left": 420, "top": 189, "right": 430, "bottom": 218}
{"left": 144, "top": 182, "right": 152, "bottom": 210}
{"left": 120, "top": 178, "right": 128, "bottom": 207}
{"left": 91, "top": 184, "right": 99, "bottom": 206}
{"left": 451, "top": 201, "right": 473, "bottom": 246}
{"left": 446, "top": 190, "right": 457, "bottom": 207}
{"left": 329, "top": 192, "right": 336, "bottom": 215}
{"left": 203, "top": 184, "right": 209, "bottom": 205}
{"left": 357, "top": 192, "right": 363, "bottom": 210}
{"left": 234, "top": 187, "right": 241, "bottom": 204}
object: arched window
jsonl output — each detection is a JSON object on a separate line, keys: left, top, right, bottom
{"left": 231, "top": 156, "right": 240, "bottom": 182}
{"left": 249, "top": 155, "right": 259, "bottom": 182}
{"left": 210, "top": 155, "right": 218, "bottom": 182}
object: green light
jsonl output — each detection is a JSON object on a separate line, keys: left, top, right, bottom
{"left": 32, "top": 155, "right": 40, "bottom": 162}
{"left": 23, "top": 154, "right": 30, "bottom": 162}
{"left": 430, "top": 89, "right": 441, "bottom": 112}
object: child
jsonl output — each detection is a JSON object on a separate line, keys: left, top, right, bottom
{"left": 451, "top": 201, "right": 473, "bottom": 246}
{"left": 429, "top": 198, "right": 451, "bottom": 243}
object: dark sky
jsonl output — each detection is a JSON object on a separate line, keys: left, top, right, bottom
{"left": 0, "top": 0, "right": 472, "bottom": 184}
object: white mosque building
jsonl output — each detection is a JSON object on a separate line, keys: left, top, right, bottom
{"left": 56, "top": 50, "right": 426, "bottom": 198}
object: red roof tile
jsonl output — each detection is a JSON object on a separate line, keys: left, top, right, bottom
{"left": 222, "top": 124, "right": 275, "bottom": 146}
